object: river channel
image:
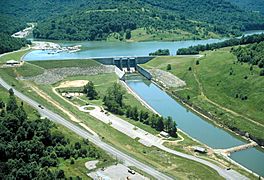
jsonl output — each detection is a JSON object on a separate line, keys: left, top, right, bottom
{"left": 125, "top": 74, "right": 264, "bottom": 177}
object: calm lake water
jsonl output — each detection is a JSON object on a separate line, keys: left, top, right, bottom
{"left": 24, "top": 30, "right": 264, "bottom": 61}
{"left": 126, "top": 75, "right": 264, "bottom": 177}
{"left": 24, "top": 38, "right": 225, "bottom": 60}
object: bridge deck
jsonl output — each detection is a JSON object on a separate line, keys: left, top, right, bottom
{"left": 215, "top": 141, "right": 257, "bottom": 155}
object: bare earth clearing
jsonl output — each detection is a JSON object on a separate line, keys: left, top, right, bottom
{"left": 57, "top": 80, "right": 89, "bottom": 88}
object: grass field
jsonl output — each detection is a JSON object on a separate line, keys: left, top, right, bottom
{"left": 0, "top": 48, "right": 31, "bottom": 64}
{"left": 16, "top": 62, "right": 45, "bottom": 77}
{"left": 142, "top": 49, "right": 264, "bottom": 140}
{"left": 30, "top": 59, "right": 100, "bottom": 69}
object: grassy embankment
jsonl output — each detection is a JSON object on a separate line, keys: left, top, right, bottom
{"left": 141, "top": 48, "right": 264, "bottom": 141}
{"left": 0, "top": 87, "right": 115, "bottom": 179}
{"left": 0, "top": 52, "right": 228, "bottom": 179}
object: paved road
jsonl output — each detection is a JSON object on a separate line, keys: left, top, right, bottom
{"left": 0, "top": 78, "right": 172, "bottom": 180}
{"left": 0, "top": 78, "right": 248, "bottom": 180}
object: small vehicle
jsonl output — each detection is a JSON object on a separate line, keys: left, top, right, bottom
{"left": 38, "top": 105, "right": 44, "bottom": 109}
{"left": 128, "top": 169, "right": 135, "bottom": 175}
{"left": 226, "top": 167, "right": 231, "bottom": 171}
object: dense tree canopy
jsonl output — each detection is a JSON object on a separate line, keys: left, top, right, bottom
{"left": 0, "top": 15, "right": 31, "bottom": 54}
{"left": 83, "top": 81, "right": 98, "bottom": 100}
{"left": 1, "top": 0, "right": 264, "bottom": 41}
{"left": 149, "top": 49, "right": 170, "bottom": 56}
{"left": 0, "top": 90, "right": 107, "bottom": 179}
{"left": 231, "top": 41, "right": 264, "bottom": 74}
{"left": 103, "top": 83, "right": 125, "bottom": 115}
{"left": 226, "top": 0, "right": 264, "bottom": 15}
{"left": 103, "top": 83, "right": 177, "bottom": 137}
{"left": 177, "top": 33, "right": 264, "bottom": 55}
{"left": 0, "top": 33, "right": 31, "bottom": 54}
{"left": 32, "top": 0, "right": 264, "bottom": 41}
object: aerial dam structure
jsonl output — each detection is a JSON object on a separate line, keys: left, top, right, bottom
{"left": 92, "top": 56, "right": 154, "bottom": 80}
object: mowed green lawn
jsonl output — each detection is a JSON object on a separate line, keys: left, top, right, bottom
{"left": 142, "top": 49, "right": 264, "bottom": 139}
{"left": 0, "top": 48, "right": 31, "bottom": 65}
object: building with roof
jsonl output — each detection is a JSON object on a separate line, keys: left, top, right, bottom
{"left": 193, "top": 146, "right": 207, "bottom": 153}
{"left": 160, "top": 131, "right": 170, "bottom": 138}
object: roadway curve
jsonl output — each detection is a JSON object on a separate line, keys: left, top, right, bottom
{"left": 0, "top": 78, "right": 247, "bottom": 180}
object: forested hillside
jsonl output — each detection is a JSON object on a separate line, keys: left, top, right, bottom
{"left": 226, "top": 0, "right": 264, "bottom": 15}
{"left": 32, "top": 0, "right": 264, "bottom": 41}
{"left": 0, "top": 89, "right": 111, "bottom": 179}
{"left": 1, "top": 0, "right": 264, "bottom": 41}
{"left": 0, "top": 15, "right": 30, "bottom": 54}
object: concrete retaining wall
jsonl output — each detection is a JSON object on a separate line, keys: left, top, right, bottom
{"left": 93, "top": 58, "right": 114, "bottom": 65}
{"left": 114, "top": 66, "right": 125, "bottom": 80}
{"left": 136, "top": 65, "right": 152, "bottom": 80}
{"left": 136, "top": 56, "right": 154, "bottom": 64}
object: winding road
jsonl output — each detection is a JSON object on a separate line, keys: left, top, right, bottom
{"left": 0, "top": 77, "right": 248, "bottom": 180}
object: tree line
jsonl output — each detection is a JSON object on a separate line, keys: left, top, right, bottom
{"left": 83, "top": 82, "right": 177, "bottom": 137}
{"left": 231, "top": 41, "right": 264, "bottom": 76}
{"left": 101, "top": 83, "right": 177, "bottom": 137}
{"left": 0, "top": 33, "right": 31, "bottom": 54}
{"left": 177, "top": 33, "right": 264, "bottom": 55}
{"left": 149, "top": 49, "right": 170, "bottom": 56}
{"left": 0, "top": 15, "right": 31, "bottom": 54}
{"left": 0, "top": 89, "right": 110, "bottom": 179}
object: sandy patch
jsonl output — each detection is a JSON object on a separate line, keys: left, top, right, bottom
{"left": 57, "top": 80, "right": 89, "bottom": 88}
{"left": 85, "top": 160, "right": 99, "bottom": 170}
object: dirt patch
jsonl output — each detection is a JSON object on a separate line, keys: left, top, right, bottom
{"left": 57, "top": 80, "right": 88, "bottom": 88}
{"left": 85, "top": 160, "right": 99, "bottom": 170}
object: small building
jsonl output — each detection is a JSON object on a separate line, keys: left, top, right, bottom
{"left": 160, "top": 131, "right": 170, "bottom": 138}
{"left": 194, "top": 146, "right": 207, "bottom": 153}
{"left": 6, "top": 60, "right": 20, "bottom": 66}
{"left": 62, "top": 93, "right": 73, "bottom": 99}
